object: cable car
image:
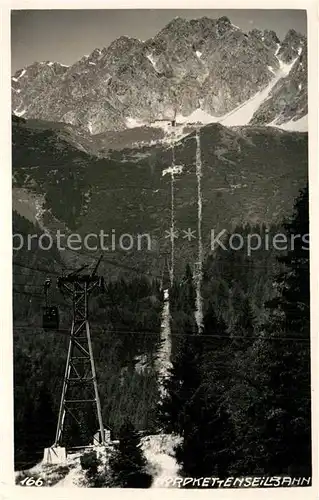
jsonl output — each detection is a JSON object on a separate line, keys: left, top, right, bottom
{"left": 42, "top": 278, "right": 59, "bottom": 330}
{"left": 43, "top": 305, "right": 60, "bottom": 330}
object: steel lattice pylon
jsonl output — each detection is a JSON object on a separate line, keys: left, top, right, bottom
{"left": 53, "top": 258, "right": 105, "bottom": 447}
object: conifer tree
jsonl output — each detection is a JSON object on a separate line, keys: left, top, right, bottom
{"left": 175, "top": 383, "right": 235, "bottom": 480}
{"left": 109, "top": 420, "right": 152, "bottom": 488}
{"left": 183, "top": 263, "right": 196, "bottom": 314}
{"left": 261, "top": 187, "right": 311, "bottom": 475}
{"left": 201, "top": 302, "right": 229, "bottom": 356}
{"left": 233, "top": 187, "right": 311, "bottom": 475}
{"left": 159, "top": 321, "right": 202, "bottom": 435}
{"left": 232, "top": 296, "right": 255, "bottom": 350}
{"left": 172, "top": 304, "right": 235, "bottom": 481}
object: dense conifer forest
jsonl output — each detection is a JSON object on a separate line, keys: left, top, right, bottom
{"left": 13, "top": 187, "right": 311, "bottom": 481}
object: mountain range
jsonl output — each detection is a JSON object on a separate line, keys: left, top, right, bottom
{"left": 12, "top": 16, "right": 308, "bottom": 279}
{"left": 12, "top": 16, "right": 307, "bottom": 134}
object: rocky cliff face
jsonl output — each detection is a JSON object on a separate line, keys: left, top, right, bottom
{"left": 277, "top": 29, "right": 306, "bottom": 63}
{"left": 250, "top": 38, "right": 307, "bottom": 127}
{"left": 11, "top": 16, "right": 307, "bottom": 133}
{"left": 12, "top": 61, "right": 68, "bottom": 117}
{"left": 249, "top": 28, "right": 280, "bottom": 52}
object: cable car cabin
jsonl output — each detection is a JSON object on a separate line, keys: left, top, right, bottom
{"left": 42, "top": 306, "right": 59, "bottom": 330}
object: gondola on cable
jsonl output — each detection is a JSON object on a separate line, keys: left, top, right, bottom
{"left": 42, "top": 260, "right": 106, "bottom": 331}
{"left": 42, "top": 277, "right": 59, "bottom": 330}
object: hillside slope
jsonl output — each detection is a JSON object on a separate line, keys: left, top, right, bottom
{"left": 12, "top": 117, "right": 308, "bottom": 278}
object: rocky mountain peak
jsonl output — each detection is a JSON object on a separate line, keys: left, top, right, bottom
{"left": 278, "top": 28, "right": 306, "bottom": 63}
{"left": 249, "top": 28, "right": 263, "bottom": 39}
{"left": 159, "top": 16, "right": 191, "bottom": 35}
{"left": 108, "top": 35, "right": 143, "bottom": 52}
{"left": 263, "top": 30, "right": 280, "bottom": 50}
{"left": 102, "top": 36, "right": 144, "bottom": 67}
{"left": 11, "top": 16, "right": 307, "bottom": 133}
{"left": 216, "top": 16, "right": 232, "bottom": 37}
{"left": 189, "top": 16, "right": 216, "bottom": 31}
{"left": 217, "top": 15, "right": 231, "bottom": 26}
{"left": 249, "top": 28, "right": 280, "bottom": 52}
{"left": 87, "top": 48, "right": 104, "bottom": 61}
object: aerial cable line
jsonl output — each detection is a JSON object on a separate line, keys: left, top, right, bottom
{"left": 12, "top": 325, "right": 310, "bottom": 342}
{"left": 13, "top": 258, "right": 302, "bottom": 276}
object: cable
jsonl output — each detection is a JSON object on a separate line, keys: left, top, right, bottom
{"left": 13, "top": 227, "right": 160, "bottom": 278}
{"left": 13, "top": 275, "right": 41, "bottom": 281}
{"left": 13, "top": 262, "right": 61, "bottom": 276}
{"left": 13, "top": 253, "right": 162, "bottom": 280}
{"left": 61, "top": 246, "right": 163, "bottom": 279}
{"left": 12, "top": 326, "right": 310, "bottom": 342}
{"left": 13, "top": 254, "right": 309, "bottom": 278}
{"left": 13, "top": 289, "right": 43, "bottom": 298}
{"left": 90, "top": 186, "right": 167, "bottom": 191}
{"left": 13, "top": 284, "right": 46, "bottom": 288}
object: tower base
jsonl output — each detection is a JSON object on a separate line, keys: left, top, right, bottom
{"left": 43, "top": 446, "right": 67, "bottom": 465}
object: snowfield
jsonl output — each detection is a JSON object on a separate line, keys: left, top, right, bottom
{"left": 141, "top": 434, "right": 182, "bottom": 488}
{"left": 16, "top": 434, "right": 181, "bottom": 488}
{"left": 123, "top": 54, "right": 306, "bottom": 133}
{"left": 219, "top": 56, "right": 299, "bottom": 127}
{"left": 125, "top": 117, "right": 145, "bottom": 128}
{"left": 270, "top": 114, "right": 308, "bottom": 132}
{"left": 176, "top": 108, "right": 219, "bottom": 125}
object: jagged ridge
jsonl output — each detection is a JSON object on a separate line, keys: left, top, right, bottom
{"left": 12, "top": 17, "right": 307, "bottom": 133}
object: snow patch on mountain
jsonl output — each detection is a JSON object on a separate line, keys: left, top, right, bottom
{"left": 14, "top": 108, "right": 26, "bottom": 117}
{"left": 213, "top": 57, "right": 298, "bottom": 127}
{"left": 171, "top": 56, "right": 299, "bottom": 129}
{"left": 141, "top": 434, "right": 181, "bottom": 488}
{"left": 218, "top": 77, "right": 283, "bottom": 127}
{"left": 269, "top": 114, "right": 308, "bottom": 132}
{"left": 126, "top": 117, "right": 145, "bottom": 128}
{"left": 278, "top": 57, "right": 297, "bottom": 76}
{"left": 16, "top": 68, "right": 26, "bottom": 79}
{"left": 12, "top": 69, "right": 27, "bottom": 82}
{"left": 88, "top": 121, "right": 93, "bottom": 134}
{"left": 195, "top": 50, "right": 202, "bottom": 58}
{"left": 176, "top": 108, "right": 219, "bottom": 124}
{"left": 147, "top": 53, "right": 158, "bottom": 71}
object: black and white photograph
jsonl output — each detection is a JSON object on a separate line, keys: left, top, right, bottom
{"left": 7, "top": 6, "right": 314, "bottom": 490}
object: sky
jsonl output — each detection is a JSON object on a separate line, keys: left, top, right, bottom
{"left": 11, "top": 9, "right": 307, "bottom": 72}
